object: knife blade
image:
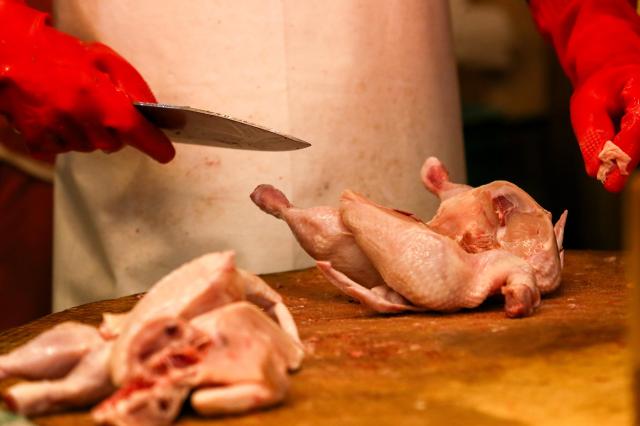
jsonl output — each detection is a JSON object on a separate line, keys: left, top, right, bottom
{"left": 134, "top": 102, "right": 311, "bottom": 152}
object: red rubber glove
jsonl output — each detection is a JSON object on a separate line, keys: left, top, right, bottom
{"left": 0, "top": 0, "right": 175, "bottom": 162}
{"left": 530, "top": 0, "right": 640, "bottom": 192}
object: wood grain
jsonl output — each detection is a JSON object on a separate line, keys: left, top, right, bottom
{"left": 0, "top": 251, "right": 631, "bottom": 425}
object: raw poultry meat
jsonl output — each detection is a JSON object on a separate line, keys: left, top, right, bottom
{"left": 109, "top": 251, "right": 243, "bottom": 384}
{"left": 98, "top": 267, "right": 299, "bottom": 344}
{"left": 237, "top": 268, "right": 301, "bottom": 344}
{"left": 250, "top": 184, "right": 386, "bottom": 288}
{"left": 91, "top": 316, "right": 203, "bottom": 426}
{"left": 188, "top": 303, "right": 297, "bottom": 415}
{"left": 94, "top": 379, "right": 188, "bottom": 426}
{"left": 99, "top": 312, "right": 129, "bottom": 340}
{"left": 93, "top": 302, "right": 300, "bottom": 424}
{"left": 0, "top": 322, "right": 103, "bottom": 381}
{"left": 422, "top": 157, "right": 567, "bottom": 294}
{"left": 252, "top": 157, "right": 566, "bottom": 317}
{"left": 597, "top": 140, "right": 631, "bottom": 183}
{"left": 4, "top": 341, "right": 114, "bottom": 416}
{"left": 189, "top": 301, "right": 302, "bottom": 373}
{"left": 0, "top": 251, "right": 302, "bottom": 425}
{"left": 318, "top": 190, "right": 540, "bottom": 317}
{"left": 111, "top": 251, "right": 302, "bottom": 385}
{"left": 94, "top": 302, "right": 300, "bottom": 424}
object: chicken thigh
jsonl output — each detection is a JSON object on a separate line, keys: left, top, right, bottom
{"left": 422, "top": 157, "right": 567, "bottom": 294}
{"left": 5, "top": 341, "right": 114, "bottom": 416}
{"left": 0, "top": 322, "right": 103, "bottom": 381}
{"left": 319, "top": 190, "right": 541, "bottom": 317}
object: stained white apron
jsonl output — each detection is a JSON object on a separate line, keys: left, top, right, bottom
{"left": 52, "top": 0, "right": 465, "bottom": 310}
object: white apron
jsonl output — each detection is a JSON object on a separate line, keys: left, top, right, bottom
{"left": 53, "top": 0, "right": 465, "bottom": 310}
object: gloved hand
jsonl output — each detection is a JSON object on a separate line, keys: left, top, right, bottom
{"left": 530, "top": 0, "right": 640, "bottom": 192}
{"left": 0, "top": 0, "right": 175, "bottom": 163}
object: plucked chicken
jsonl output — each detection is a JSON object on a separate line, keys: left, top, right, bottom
{"left": 0, "top": 252, "right": 302, "bottom": 425}
{"left": 251, "top": 157, "right": 566, "bottom": 317}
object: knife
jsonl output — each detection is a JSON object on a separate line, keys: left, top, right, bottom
{"left": 134, "top": 102, "right": 311, "bottom": 152}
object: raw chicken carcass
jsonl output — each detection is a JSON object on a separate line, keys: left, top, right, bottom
{"left": 422, "top": 157, "right": 567, "bottom": 294}
{"left": 317, "top": 190, "right": 540, "bottom": 317}
{"left": 93, "top": 302, "right": 300, "bottom": 424}
{"left": 250, "top": 184, "right": 386, "bottom": 288}
{"left": 110, "top": 251, "right": 302, "bottom": 385}
{"left": 109, "top": 251, "right": 242, "bottom": 384}
{"left": 1, "top": 251, "right": 302, "bottom": 424}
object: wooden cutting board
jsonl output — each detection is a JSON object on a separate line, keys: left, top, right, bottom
{"left": 0, "top": 251, "right": 632, "bottom": 425}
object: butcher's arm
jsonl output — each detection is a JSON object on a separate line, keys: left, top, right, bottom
{"left": 0, "top": 0, "right": 174, "bottom": 162}
{"left": 528, "top": 0, "right": 640, "bottom": 192}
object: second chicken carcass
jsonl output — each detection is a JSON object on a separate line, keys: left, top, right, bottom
{"left": 251, "top": 157, "right": 567, "bottom": 317}
{"left": 1, "top": 251, "right": 303, "bottom": 425}
{"left": 251, "top": 186, "right": 542, "bottom": 317}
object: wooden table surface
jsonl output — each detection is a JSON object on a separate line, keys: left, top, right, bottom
{"left": 0, "top": 251, "right": 633, "bottom": 426}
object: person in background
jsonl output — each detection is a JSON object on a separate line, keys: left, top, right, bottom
{"left": 0, "top": 0, "right": 637, "bottom": 328}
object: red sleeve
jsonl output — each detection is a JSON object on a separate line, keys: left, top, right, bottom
{"left": 529, "top": 0, "right": 640, "bottom": 86}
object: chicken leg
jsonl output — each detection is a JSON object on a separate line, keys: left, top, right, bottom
{"left": 0, "top": 322, "right": 102, "bottom": 381}
{"left": 5, "top": 341, "right": 114, "bottom": 416}
{"left": 250, "top": 184, "right": 385, "bottom": 288}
